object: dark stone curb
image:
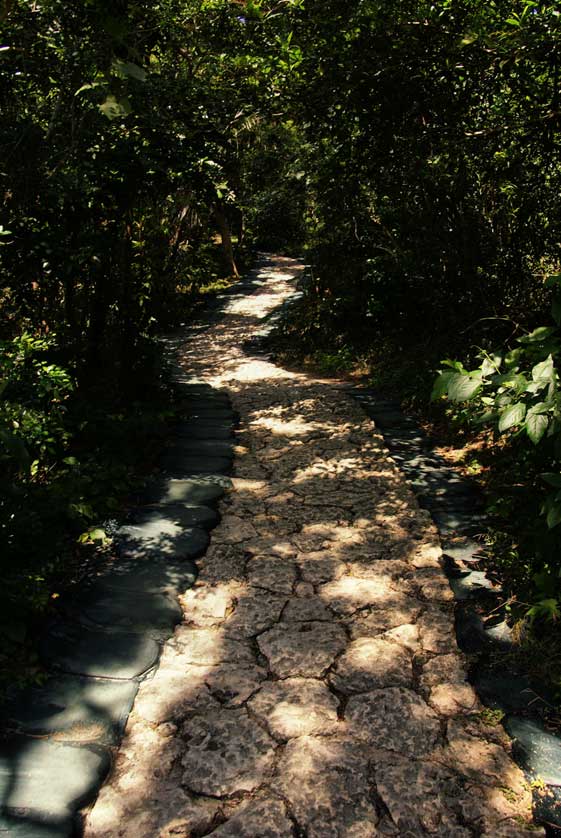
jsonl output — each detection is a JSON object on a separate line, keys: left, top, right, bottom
{"left": 344, "top": 385, "right": 561, "bottom": 835}
{"left": 0, "top": 260, "right": 277, "bottom": 835}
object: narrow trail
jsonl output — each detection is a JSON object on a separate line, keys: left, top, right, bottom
{"left": 85, "top": 256, "right": 538, "bottom": 837}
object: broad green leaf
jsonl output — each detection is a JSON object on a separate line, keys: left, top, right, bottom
{"left": 498, "top": 402, "right": 526, "bottom": 431}
{"left": 112, "top": 59, "right": 147, "bottom": 82}
{"left": 527, "top": 401, "right": 551, "bottom": 415}
{"left": 519, "top": 326, "right": 557, "bottom": 344}
{"left": 99, "top": 94, "right": 132, "bottom": 120}
{"left": 431, "top": 371, "right": 454, "bottom": 400}
{"left": 526, "top": 413, "right": 548, "bottom": 444}
{"left": 447, "top": 373, "right": 481, "bottom": 402}
{"left": 542, "top": 473, "right": 561, "bottom": 488}
{"left": 547, "top": 504, "right": 561, "bottom": 529}
{"left": 532, "top": 355, "right": 555, "bottom": 382}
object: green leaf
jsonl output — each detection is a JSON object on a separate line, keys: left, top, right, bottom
{"left": 527, "top": 598, "right": 560, "bottom": 622}
{"left": 99, "top": 94, "right": 132, "bottom": 120}
{"left": 547, "top": 504, "right": 561, "bottom": 529}
{"left": 112, "top": 59, "right": 147, "bottom": 82}
{"left": 519, "top": 326, "right": 557, "bottom": 344}
{"left": 532, "top": 355, "right": 555, "bottom": 383}
{"left": 498, "top": 402, "right": 526, "bottom": 431}
{"left": 542, "top": 473, "right": 561, "bottom": 488}
{"left": 526, "top": 413, "right": 548, "bottom": 444}
{"left": 431, "top": 371, "right": 454, "bottom": 400}
{"left": 447, "top": 373, "right": 481, "bottom": 402}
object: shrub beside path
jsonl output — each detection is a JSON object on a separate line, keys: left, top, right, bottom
{"left": 85, "top": 255, "right": 540, "bottom": 837}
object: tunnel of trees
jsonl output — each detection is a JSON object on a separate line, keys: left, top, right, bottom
{"left": 1, "top": 0, "right": 561, "bottom": 686}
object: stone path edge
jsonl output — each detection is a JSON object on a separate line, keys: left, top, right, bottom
{"left": 338, "top": 386, "right": 561, "bottom": 835}
{"left": 0, "top": 266, "right": 272, "bottom": 836}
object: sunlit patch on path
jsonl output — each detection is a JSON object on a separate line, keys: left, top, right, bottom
{"left": 85, "top": 256, "right": 540, "bottom": 837}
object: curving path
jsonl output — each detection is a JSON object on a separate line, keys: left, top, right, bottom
{"left": 85, "top": 255, "right": 540, "bottom": 837}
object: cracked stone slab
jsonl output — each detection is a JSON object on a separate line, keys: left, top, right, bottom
{"left": 85, "top": 757, "right": 223, "bottom": 838}
{"left": 329, "top": 636, "right": 413, "bottom": 694}
{"left": 248, "top": 678, "right": 339, "bottom": 739}
{"left": 181, "top": 583, "right": 239, "bottom": 627}
{"left": 296, "top": 551, "right": 346, "bottom": 585}
{"left": 0, "top": 739, "right": 110, "bottom": 823}
{"left": 319, "top": 575, "right": 399, "bottom": 615}
{"left": 209, "top": 794, "right": 294, "bottom": 837}
{"left": 418, "top": 607, "right": 457, "bottom": 654}
{"left": 224, "top": 589, "right": 287, "bottom": 638}
{"left": 346, "top": 687, "right": 441, "bottom": 755}
{"left": 438, "top": 717, "right": 528, "bottom": 797}
{"left": 347, "top": 596, "right": 423, "bottom": 638}
{"left": 374, "top": 755, "right": 473, "bottom": 836}
{"left": 1, "top": 677, "right": 137, "bottom": 744}
{"left": 167, "top": 627, "right": 255, "bottom": 667}
{"left": 247, "top": 556, "right": 297, "bottom": 594}
{"left": 273, "top": 736, "right": 378, "bottom": 837}
{"left": 257, "top": 621, "right": 347, "bottom": 678}
{"left": 282, "top": 597, "right": 332, "bottom": 622}
{"left": 181, "top": 708, "right": 277, "bottom": 796}
{"left": 41, "top": 624, "right": 160, "bottom": 680}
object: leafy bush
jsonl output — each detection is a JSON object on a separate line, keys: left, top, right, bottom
{"left": 433, "top": 278, "right": 561, "bottom": 620}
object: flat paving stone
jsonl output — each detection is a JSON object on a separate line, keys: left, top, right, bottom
{"left": 71, "top": 585, "right": 182, "bottom": 639}
{"left": 346, "top": 687, "right": 441, "bottom": 755}
{"left": 126, "top": 503, "right": 219, "bottom": 531}
{"left": 448, "top": 569, "right": 495, "bottom": 600}
{"left": 224, "top": 590, "right": 286, "bottom": 639}
{"left": 273, "top": 736, "right": 378, "bottom": 838}
{"left": 115, "top": 521, "right": 209, "bottom": 561}
{"left": 375, "top": 756, "right": 472, "bottom": 836}
{"left": 0, "top": 813, "right": 72, "bottom": 837}
{"left": 329, "top": 636, "right": 413, "bottom": 694}
{"left": 97, "top": 559, "right": 197, "bottom": 594}
{"left": 247, "top": 556, "right": 297, "bottom": 594}
{"left": 248, "top": 678, "right": 339, "bottom": 739}
{"left": 0, "top": 677, "right": 137, "bottom": 744}
{"left": 139, "top": 475, "right": 231, "bottom": 506}
{"left": 0, "top": 739, "right": 110, "bottom": 822}
{"left": 257, "top": 621, "right": 347, "bottom": 678}
{"left": 168, "top": 438, "right": 234, "bottom": 459}
{"left": 159, "top": 451, "right": 232, "bottom": 476}
{"left": 41, "top": 624, "right": 160, "bottom": 680}
{"left": 182, "top": 408, "right": 236, "bottom": 423}
{"left": 181, "top": 708, "right": 276, "bottom": 796}
{"left": 506, "top": 717, "right": 561, "bottom": 786}
{"left": 209, "top": 795, "right": 293, "bottom": 837}
{"left": 173, "top": 422, "right": 235, "bottom": 441}
{"left": 473, "top": 670, "right": 546, "bottom": 714}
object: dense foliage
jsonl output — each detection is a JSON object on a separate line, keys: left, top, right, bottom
{"left": 2, "top": 0, "right": 561, "bottom": 669}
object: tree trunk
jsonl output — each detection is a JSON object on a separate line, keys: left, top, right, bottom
{"left": 213, "top": 202, "right": 239, "bottom": 278}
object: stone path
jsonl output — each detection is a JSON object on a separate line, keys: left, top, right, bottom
{"left": 84, "top": 255, "right": 540, "bottom": 837}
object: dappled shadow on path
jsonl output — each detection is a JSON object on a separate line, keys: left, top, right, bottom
{"left": 84, "top": 256, "right": 536, "bottom": 837}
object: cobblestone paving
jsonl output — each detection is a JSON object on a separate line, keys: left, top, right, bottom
{"left": 85, "top": 256, "right": 541, "bottom": 837}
